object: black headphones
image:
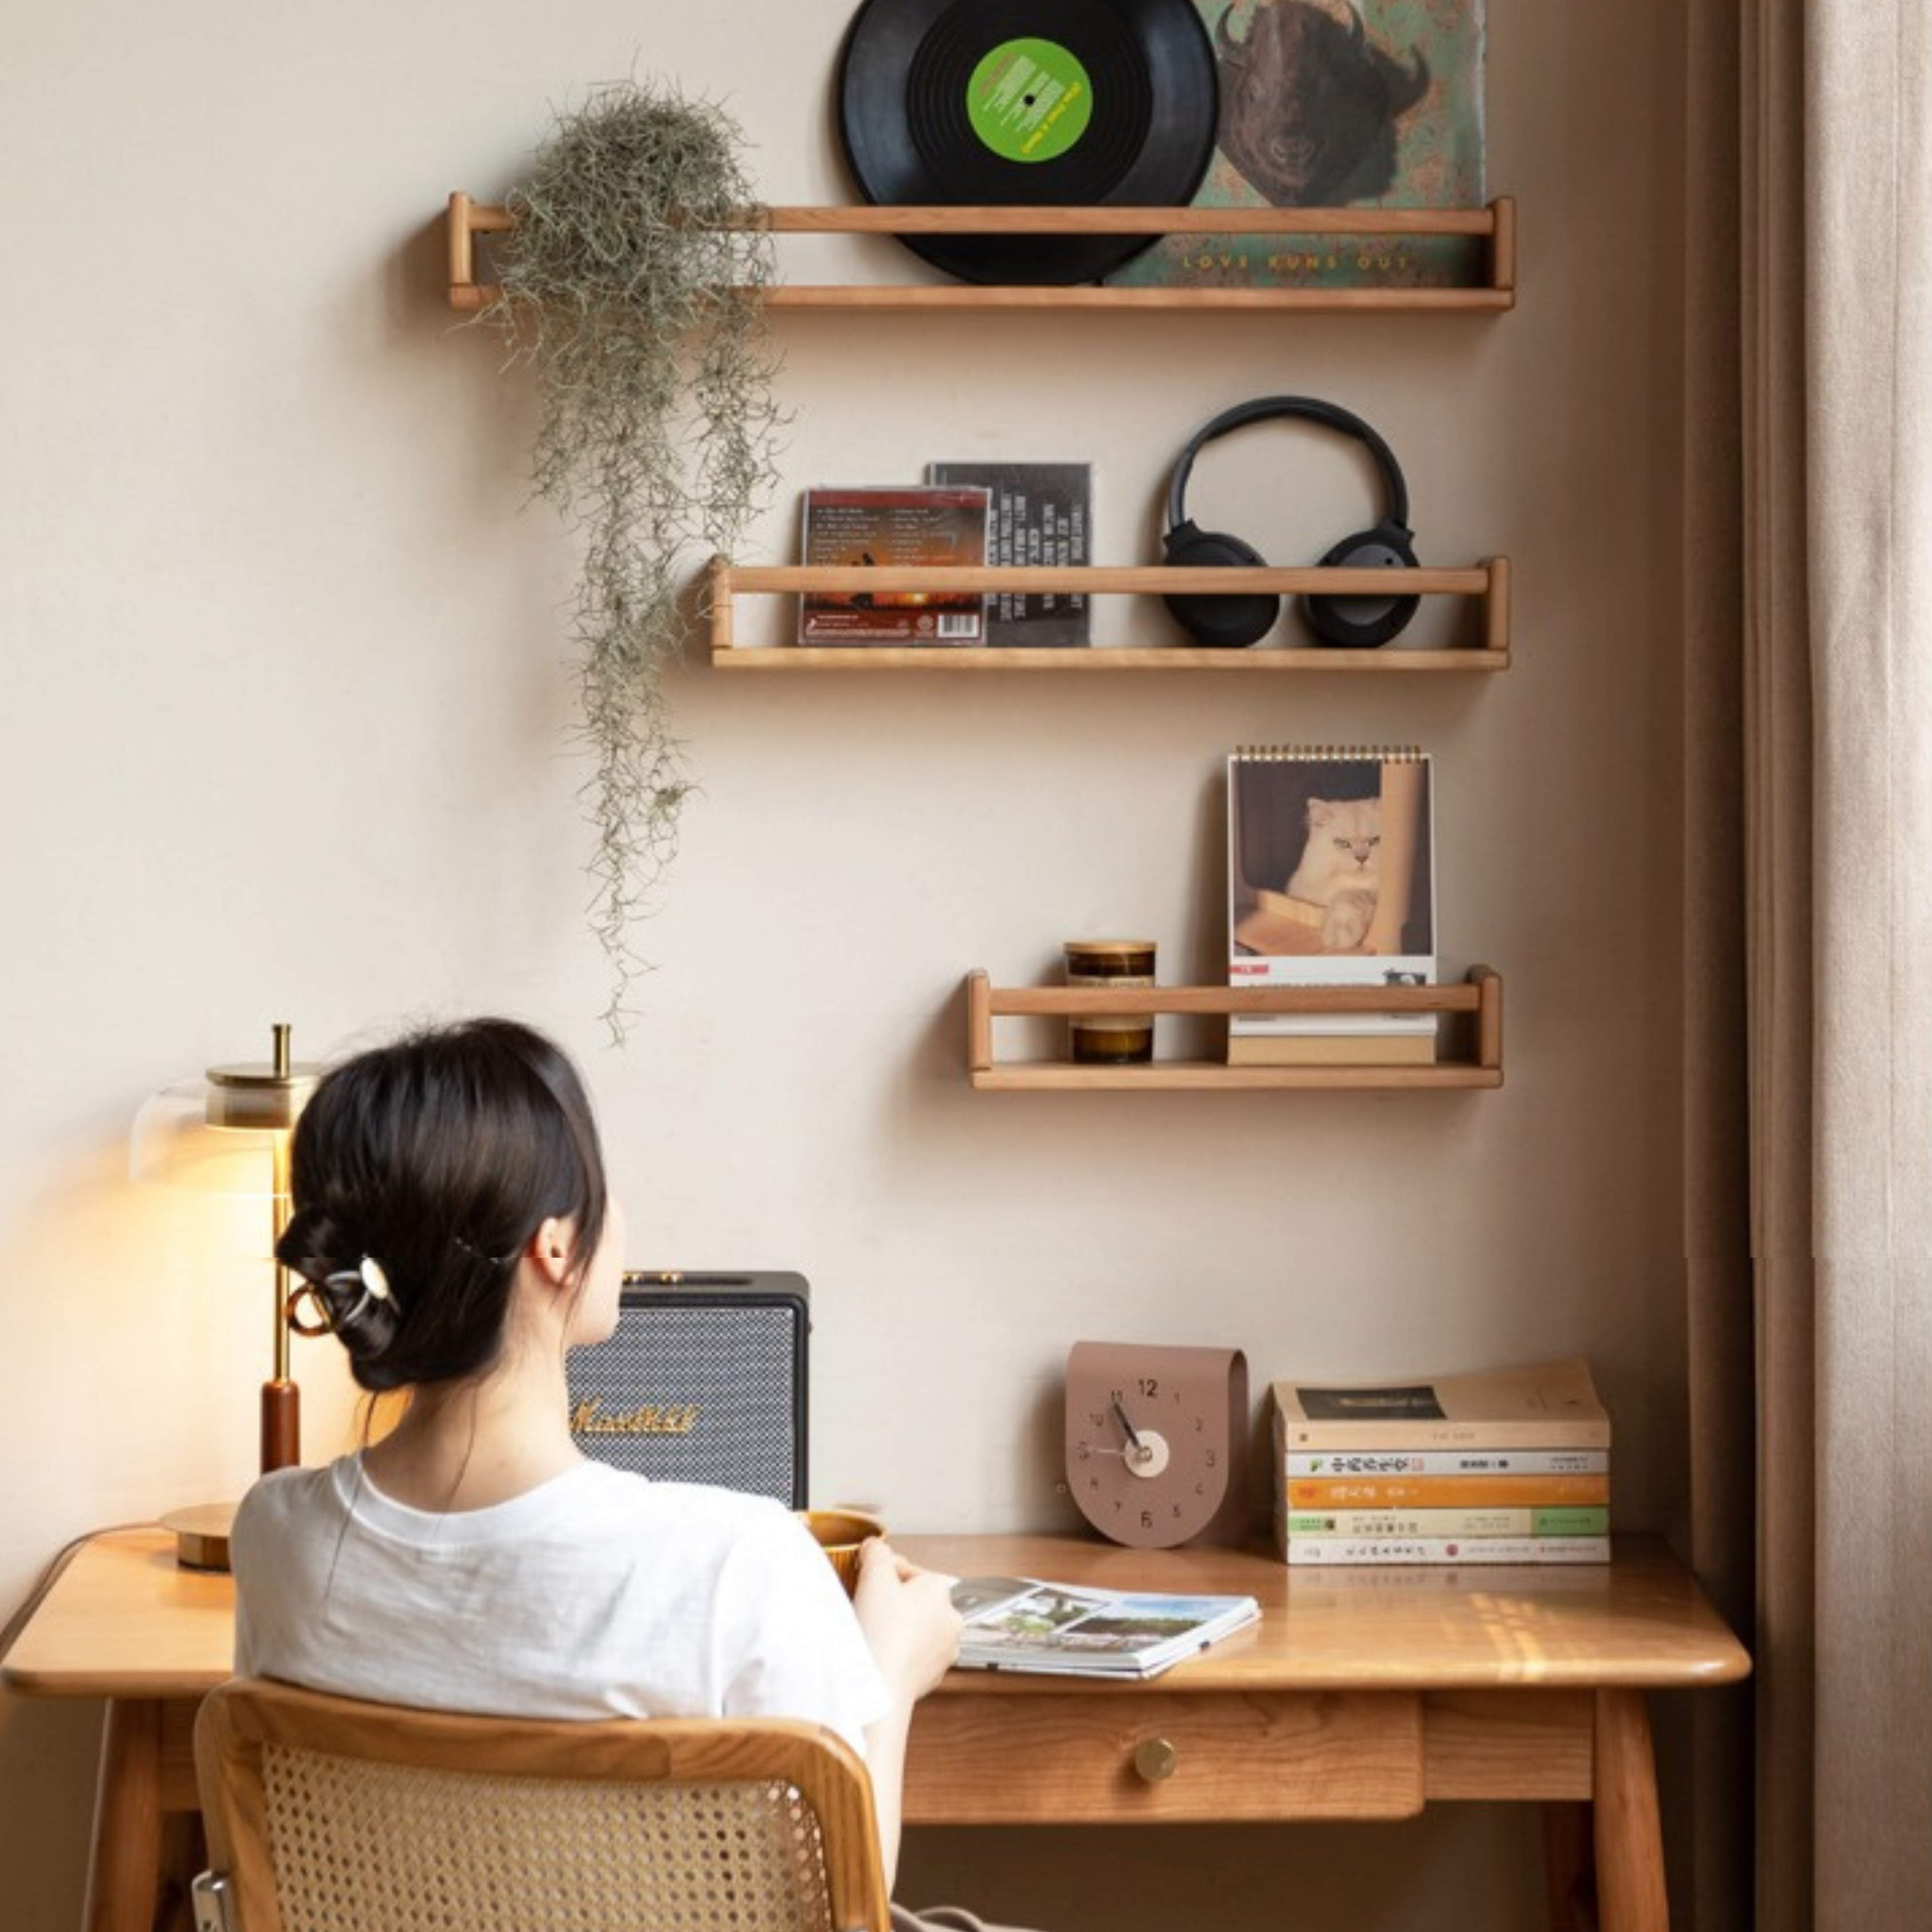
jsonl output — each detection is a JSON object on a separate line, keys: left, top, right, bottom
{"left": 1162, "top": 396, "right": 1420, "bottom": 649}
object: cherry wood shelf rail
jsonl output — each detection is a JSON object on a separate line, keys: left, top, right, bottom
{"left": 706, "top": 556, "right": 1510, "bottom": 671}
{"left": 445, "top": 192, "right": 1516, "bottom": 313}
{"left": 966, "top": 967, "right": 1504, "bottom": 1091}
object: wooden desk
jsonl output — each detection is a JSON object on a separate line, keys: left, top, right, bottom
{"left": 2, "top": 1528, "right": 1747, "bottom": 1932}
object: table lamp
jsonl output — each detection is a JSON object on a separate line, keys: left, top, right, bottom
{"left": 129, "top": 1022, "right": 319, "bottom": 1568}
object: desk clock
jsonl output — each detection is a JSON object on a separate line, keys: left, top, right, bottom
{"left": 1064, "top": 1340, "right": 1250, "bottom": 1548}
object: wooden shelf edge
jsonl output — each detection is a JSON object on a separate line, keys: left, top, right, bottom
{"left": 759, "top": 288, "right": 1514, "bottom": 314}
{"left": 963, "top": 967, "right": 1504, "bottom": 1093}
{"left": 967, "top": 1065, "right": 1504, "bottom": 1092}
{"left": 445, "top": 193, "right": 1516, "bottom": 311}
{"left": 977, "top": 975, "right": 1495, "bottom": 1020}
{"left": 706, "top": 556, "right": 1510, "bottom": 670}
{"left": 709, "top": 646, "right": 1507, "bottom": 674}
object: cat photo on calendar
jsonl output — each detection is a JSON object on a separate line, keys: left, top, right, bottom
{"left": 1227, "top": 749, "right": 1435, "bottom": 962}
{"left": 1286, "top": 792, "right": 1386, "bottom": 953}
{"left": 1224, "top": 746, "right": 1437, "bottom": 1065}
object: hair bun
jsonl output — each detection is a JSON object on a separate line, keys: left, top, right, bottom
{"left": 316, "top": 1257, "right": 402, "bottom": 1361}
{"left": 276, "top": 1202, "right": 361, "bottom": 1284}
{"left": 281, "top": 1230, "right": 403, "bottom": 1366}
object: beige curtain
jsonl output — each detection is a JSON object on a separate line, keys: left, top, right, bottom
{"left": 1685, "top": 2, "right": 1932, "bottom": 1928}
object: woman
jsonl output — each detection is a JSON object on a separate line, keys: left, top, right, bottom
{"left": 231, "top": 1016, "right": 993, "bottom": 1928}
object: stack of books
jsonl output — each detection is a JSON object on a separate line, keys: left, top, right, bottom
{"left": 1270, "top": 1358, "right": 1611, "bottom": 1566}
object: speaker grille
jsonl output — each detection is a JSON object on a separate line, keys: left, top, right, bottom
{"left": 566, "top": 1274, "right": 809, "bottom": 1506}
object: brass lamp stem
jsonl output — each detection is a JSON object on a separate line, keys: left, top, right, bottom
{"left": 272, "top": 1131, "right": 293, "bottom": 1385}
{"left": 258, "top": 1021, "right": 306, "bottom": 1474}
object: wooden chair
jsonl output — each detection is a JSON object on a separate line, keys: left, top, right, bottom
{"left": 190, "top": 1677, "right": 891, "bottom": 1932}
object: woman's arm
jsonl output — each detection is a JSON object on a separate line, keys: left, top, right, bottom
{"left": 851, "top": 1540, "right": 962, "bottom": 1894}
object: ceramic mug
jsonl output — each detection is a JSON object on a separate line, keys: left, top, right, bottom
{"left": 797, "top": 1507, "right": 886, "bottom": 1593}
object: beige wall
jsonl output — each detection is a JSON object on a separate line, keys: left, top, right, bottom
{"left": 0, "top": 3, "right": 1688, "bottom": 1926}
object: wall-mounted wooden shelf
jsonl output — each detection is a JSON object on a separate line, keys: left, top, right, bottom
{"left": 705, "top": 557, "right": 1509, "bottom": 670}
{"left": 445, "top": 192, "right": 1515, "bottom": 314}
{"left": 965, "top": 968, "right": 1503, "bottom": 1091}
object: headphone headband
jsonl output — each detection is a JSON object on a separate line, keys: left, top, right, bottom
{"left": 1165, "top": 394, "right": 1412, "bottom": 535}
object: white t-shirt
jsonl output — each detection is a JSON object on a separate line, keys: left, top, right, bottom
{"left": 231, "top": 1455, "right": 890, "bottom": 1756}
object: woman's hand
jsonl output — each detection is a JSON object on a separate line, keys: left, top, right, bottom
{"left": 852, "top": 1540, "right": 962, "bottom": 1701}
{"left": 851, "top": 1540, "right": 961, "bottom": 1894}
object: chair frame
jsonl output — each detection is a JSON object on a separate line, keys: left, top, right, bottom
{"left": 192, "top": 1676, "right": 891, "bottom": 1932}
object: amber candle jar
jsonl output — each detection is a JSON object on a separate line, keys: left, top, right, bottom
{"left": 1064, "top": 939, "right": 1157, "bottom": 1064}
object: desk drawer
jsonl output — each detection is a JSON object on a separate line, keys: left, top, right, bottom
{"left": 904, "top": 1690, "right": 1423, "bottom": 1824}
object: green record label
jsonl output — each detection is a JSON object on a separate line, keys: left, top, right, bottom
{"left": 967, "top": 38, "right": 1092, "bottom": 164}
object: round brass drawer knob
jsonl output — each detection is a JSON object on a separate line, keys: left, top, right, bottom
{"left": 1133, "top": 1737, "right": 1178, "bottom": 1783}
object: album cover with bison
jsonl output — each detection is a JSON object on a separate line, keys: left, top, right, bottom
{"left": 1107, "top": 0, "right": 1485, "bottom": 289}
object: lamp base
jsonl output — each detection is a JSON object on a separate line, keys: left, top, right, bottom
{"left": 161, "top": 1502, "right": 236, "bottom": 1573}
{"left": 262, "top": 1377, "right": 300, "bottom": 1473}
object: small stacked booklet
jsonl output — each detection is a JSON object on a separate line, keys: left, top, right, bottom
{"left": 949, "top": 1575, "right": 1260, "bottom": 1680}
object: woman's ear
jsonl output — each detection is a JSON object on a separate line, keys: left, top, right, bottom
{"left": 526, "top": 1216, "right": 577, "bottom": 1287}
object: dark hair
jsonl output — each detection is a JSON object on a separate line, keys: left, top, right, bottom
{"left": 275, "top": 1017, "right": 609, "bottom": 1393}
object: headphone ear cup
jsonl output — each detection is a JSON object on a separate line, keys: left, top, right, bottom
{"left": 1162, "top": 524, "right": 1278, "bottom": 649}
{"left": 1305, "top": 523, "right": 1421, "bottom": 648}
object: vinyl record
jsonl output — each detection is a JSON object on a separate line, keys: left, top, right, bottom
{"left": 837, "top": 0, "right": 1216, "bottom": 285}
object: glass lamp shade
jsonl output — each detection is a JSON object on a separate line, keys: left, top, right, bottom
{"left": 129, "top": 1081, "right": 293, "bottom": 1195}
{"left": 130, "top": 1030, "right": 320, "bottom": 1189}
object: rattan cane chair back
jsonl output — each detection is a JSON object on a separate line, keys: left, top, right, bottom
{"left": 191, "top": 1677, "right": 891, "bottom": 1932}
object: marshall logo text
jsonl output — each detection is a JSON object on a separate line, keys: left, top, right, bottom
{"left": 570, "top": 1398, "right": 701, "bottom": 1437}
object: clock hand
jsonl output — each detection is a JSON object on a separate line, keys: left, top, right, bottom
{"left": 1112, "top": 1399, "right": 1168, "bottom": 1472}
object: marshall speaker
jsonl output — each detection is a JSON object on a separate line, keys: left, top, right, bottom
{"left": 567, "top": 1271, "right": 811, "bottom": 1506}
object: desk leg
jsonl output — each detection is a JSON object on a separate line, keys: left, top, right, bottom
{"left": 1592, "top": 1688, "right": 1669, "bottom": 1932}
{"left": 81, "top": 1698, "right": 163, "bottom": 1932}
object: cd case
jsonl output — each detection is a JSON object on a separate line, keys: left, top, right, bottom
{"left": 927, "top": 462, "right": 1092, "bottom": 645}
{"left": 797, "top": 485, "right": 990, "bottom": 645}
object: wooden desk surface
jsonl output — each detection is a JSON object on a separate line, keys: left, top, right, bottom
{"left": 2, "top": 1527, "right": 1747, "bottom": 1700}
{"left": 2, "top": 1525, "right": 1749, "bottom": 1932}
{"left": 903, "top": 1531, "right": 1749, "bottom": 1692}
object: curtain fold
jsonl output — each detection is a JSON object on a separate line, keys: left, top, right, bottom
{"left": 1804, "top": 3, "right": 1932, "bottom": 1923}
{"left": 1686, "top": 1, "right": 1932, "bottom": 1926}
{"left": 1681, "top": 0, "right": 1758, "bottom": 1917}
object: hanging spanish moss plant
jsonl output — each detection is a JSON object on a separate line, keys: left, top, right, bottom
{"left": 482, "top": 78, "right": 783, "bottom": 1041}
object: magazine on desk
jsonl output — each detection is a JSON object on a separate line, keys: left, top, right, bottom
{"left": 949, "top": 1575, "right": 1260, "bottom": 1680}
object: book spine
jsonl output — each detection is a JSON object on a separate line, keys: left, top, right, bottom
{"left": 1283, "top": 1447, "right": 1610, "bottom": 1477}
{"left": 1283, "top": 1536, "right": 1613, "bottom": 1566}
{"left": 1277, "top": 1420, "right": 1612, "bottom": 1451}
{"left": 1284, "top": 1474, "right": 1610, "bottom": 1508}
{"left": 1286, "top": 1507, "right": 1610, "bottom": 1539}
{"left": 1231, "top": 1010, "right": 1439, "bottom": 1038}
{"left": 1228, "top": 1031, "right": 1438, "bottom": 1065}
